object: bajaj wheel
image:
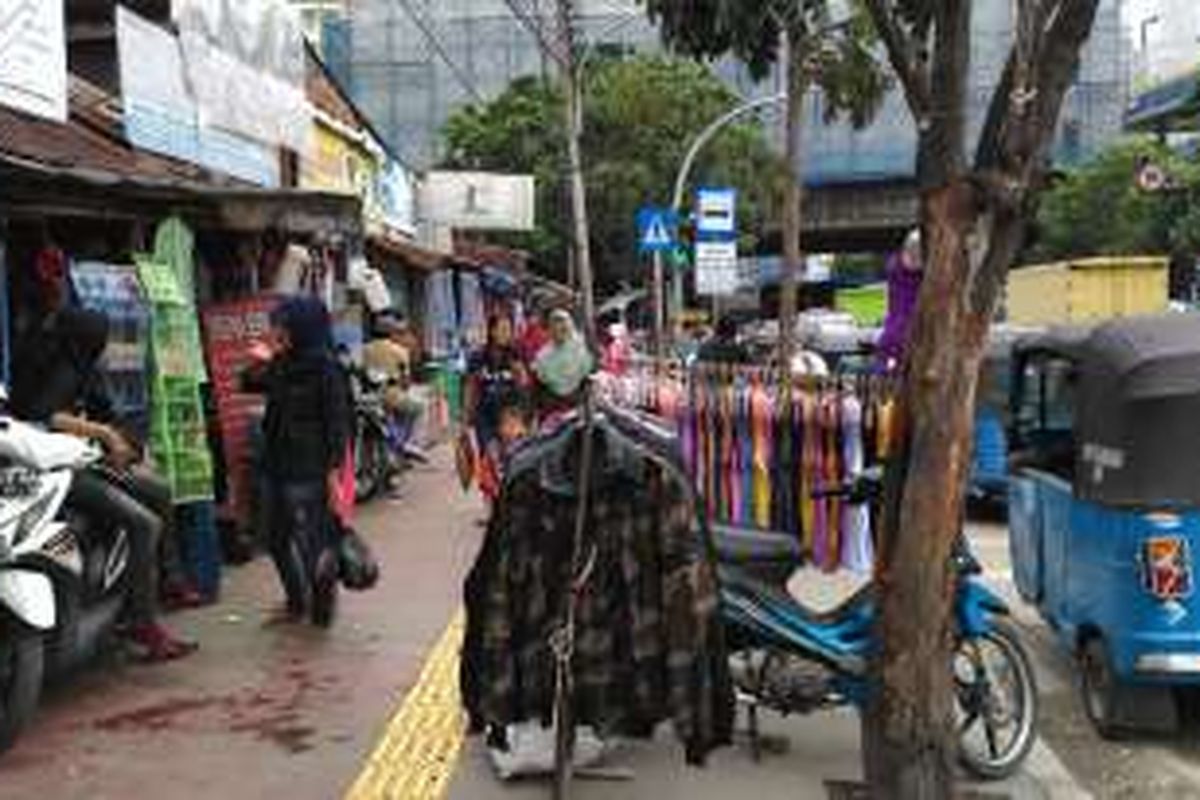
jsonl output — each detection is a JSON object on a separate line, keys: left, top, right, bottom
{"left": 1080, "top": 636, "right": 1122, "bottom": 740}
{"left": 0, "top": 619, "right": 44, "bottom": 755}
{"left": 955, "top": 619, "right": 1038, "bottom": 781}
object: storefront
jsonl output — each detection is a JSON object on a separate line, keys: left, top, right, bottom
{"left": 0, "top": 90, "right": 362, "bottom": 588}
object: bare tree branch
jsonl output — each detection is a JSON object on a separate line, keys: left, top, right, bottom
{"left": 862, "top": 0, "right": 932, "bottom": 119}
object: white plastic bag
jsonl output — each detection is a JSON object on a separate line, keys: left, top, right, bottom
{"left": 488, "top": 722, "right": 607, "bottom": 780}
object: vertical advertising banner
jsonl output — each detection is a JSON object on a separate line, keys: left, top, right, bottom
{"left": 0, "top": 0, "right": 67, "bottom": 122}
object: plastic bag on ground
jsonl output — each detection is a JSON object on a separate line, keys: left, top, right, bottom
{"left": 488, "top": 723, "right": 607, "bottom": 780}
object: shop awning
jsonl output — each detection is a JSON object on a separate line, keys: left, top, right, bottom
{"left": 366, "top": 230, "right": 454, "bottom": 272}
{"left": 1127, "top": 72, "right": 1200, "bottom": 129}
{"left": 0, "top": 152, "right": 361, "bottom": 235}
{"left": 0, "top": 76, "right": 361, "bottom": 235}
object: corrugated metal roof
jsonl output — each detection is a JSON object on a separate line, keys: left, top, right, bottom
{"left": 0, "top": 76, "right": 243, "bottom": 187}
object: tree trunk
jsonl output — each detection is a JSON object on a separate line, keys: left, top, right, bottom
{"left": 864, "top": 180, "right": 993, "bottom": 799}
{"left": 778, "top": 30, "right": 804, "bottom": 367}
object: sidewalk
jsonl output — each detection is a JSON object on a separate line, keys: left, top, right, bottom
{"left": 0, "top": 449, "right": 485, "bottom": 800}
{"left": 448, "top": 695, "right": 1086, "bottom": 800}
{"left": 446, "top": 559, "right": 1090, "bottom": 800}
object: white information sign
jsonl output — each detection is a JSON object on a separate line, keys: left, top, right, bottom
{"left": 0, "top": 0, "right": 67, "bottom": 122}
{"left": 422, "top": 172, "right": 536, "bottom": 231}
{"left": 696, "top": 187, "right": 737, "bottom": 237}
{"left": 695, "top": 240, "right": 739, "bottom": 296}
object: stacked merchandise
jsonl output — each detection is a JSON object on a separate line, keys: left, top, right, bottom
{"left": 70, "top": 262, "right": 151, "bottom": 438}
{"left": 137, "top": 258, "right": 214, "bottom": 504}
{"left": 201, "top": 296, "right": 279, "bottom": 528}
{"left": 610, "top": 361, "right": 897, "bottom": 574}
{"left": 462, "top": 402, "right": 734, "bottom": 767}
{"left": 150, "top": 219, "right": 222, "bottom": 597}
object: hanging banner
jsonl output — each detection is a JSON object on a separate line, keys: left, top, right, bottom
{"left": 0, "top": 0, "right": 67, "bottom": 122}
{"left": 173, "top": 0, "right": 309, "bottom": 152}
{"left": 422, "top": 172, "right": 536, "bottom": 231}
{"left": 117, "top": 6, "right": 280, "bottom": 186}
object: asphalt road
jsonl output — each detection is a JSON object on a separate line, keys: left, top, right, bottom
{"left": 970, "top": 521, "right": 1200, "bottom": 800}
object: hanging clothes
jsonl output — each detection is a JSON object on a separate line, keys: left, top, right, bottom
{"left": 749, "top": 378, "right": 772, "bottom": 529}
{"left": 460, "top": 404, "right": 734, "bottom": 765}
{"left": 840, "top": 394, "right": 873, "bottom": 574}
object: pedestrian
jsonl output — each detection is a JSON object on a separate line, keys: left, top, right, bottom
{"left": 465, "top": 315, "right": 529, "bottom": 501}
{"left": 517, "top": 300, "right": 551, "bottom": 368}
{"left": 9, "top": 307, "right": 198, "bottom": 661}
{"left": 533, "top": 309, "right": 594, "bottom": 424}
{"left": 246, "top": 296, "right": 351, "bottom": 623}
{"left": 876, "top": 228, "right": 924, "bottom": 372}
{"left": 696, "top": 314, "right": 750, "bottom": 365}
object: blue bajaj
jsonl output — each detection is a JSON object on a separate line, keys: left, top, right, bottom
{"left": 1008, "top": 314, "right": 1200, "bottom": 737}
{"left": 714, "top": 470, "right": 1038, "bottom": 780}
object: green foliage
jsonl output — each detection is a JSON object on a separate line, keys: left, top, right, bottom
{"left": 1033, "top": 138, "right": 1200, "bottom": 262}
{"left": 644, "top": 0, "right": 888, "bottom": 127}
{"left": 440, "top": 57, "right": 784, "bottom": 287}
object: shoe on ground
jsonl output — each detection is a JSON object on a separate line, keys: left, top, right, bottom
{"left": 161, "top": 580, "right": 207, "bottom": 612}
{"left": 126, "top": 622, "right": 199, "bottom": 663}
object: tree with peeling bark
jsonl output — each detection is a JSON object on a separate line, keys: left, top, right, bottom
{"left": 858, "top": 1, "right": 1102, "bottom": 797}
{"left": 643, "top": 0, "right": 886, "bottom": 363}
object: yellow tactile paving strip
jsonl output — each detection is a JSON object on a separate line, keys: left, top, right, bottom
{"left": 346, "top": 611, "right": 467, "bottom": 800}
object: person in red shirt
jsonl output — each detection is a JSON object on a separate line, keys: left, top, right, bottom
{"left": 517, "top": 304, "right": 551, "bottom": 367}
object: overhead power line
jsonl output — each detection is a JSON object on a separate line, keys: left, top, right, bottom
{"left": 392, "top": 0, "right": 484, "bottom": 102}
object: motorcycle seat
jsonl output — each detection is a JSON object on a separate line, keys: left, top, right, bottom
{"left": 710, "top": 525, "right": 805, "bottom": 565}
{"left": 718, "top": 563, "right": 873, "bottom": 672}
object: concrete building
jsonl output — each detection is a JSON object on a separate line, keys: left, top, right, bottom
{"left": 341, "top": 0, "right": 1127, "bottom": 180}
{"left": 1127, "top": 0, "right": 1200, "bottom": 89}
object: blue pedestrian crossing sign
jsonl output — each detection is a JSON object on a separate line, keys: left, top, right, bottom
{"left": 636, "top": 206, "right": 677, "bottom": 254}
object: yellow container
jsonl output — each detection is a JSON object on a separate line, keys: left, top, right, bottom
{"left": 1006, "top": 256, "right": 1168, "bottom": 325}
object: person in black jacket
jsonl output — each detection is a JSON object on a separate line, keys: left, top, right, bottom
{"left": 10, "top": 307, "right": 198, "bottom": 660}
{"left": 245, "top": 296, "right": 351, "bottom": 624}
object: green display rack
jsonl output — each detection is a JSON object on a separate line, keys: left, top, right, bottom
{"left": 137, "top": 258, "right": 214, "bottom": 504}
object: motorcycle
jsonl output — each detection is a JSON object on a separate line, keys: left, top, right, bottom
{"left": 713, "top": 468, "right": 1038, "bottom": 780}
{"left": 347, "top": 364, "right": 425, "bottom": 503}
{"left": 0, "top": 413, "right": 131, "bottom": 754}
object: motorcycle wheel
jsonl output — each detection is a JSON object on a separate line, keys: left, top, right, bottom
{"left": 0, "top": 618, "right": 44, "bottom": 755}
{"left": 354, "top": 425, "right": 387, "bottom": 503}
{"left": 954, "top": 618, "right": 1038, "bottom": 781}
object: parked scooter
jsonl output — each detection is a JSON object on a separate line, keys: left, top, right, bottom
{"left": 0, "top": 412, "right": 130, "bottom": 754}
{"left": 713, "top": 468, "right": 1038, "bottom": 780}
{"left": 347, "top": 363, "right": 425, "bottom": 503}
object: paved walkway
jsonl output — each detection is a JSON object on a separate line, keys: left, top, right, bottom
{"left": 0, "top": 451, "right": 484, "bottom": 800}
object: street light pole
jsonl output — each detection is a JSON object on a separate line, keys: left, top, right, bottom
{"left": 556, "top": 0, "right": 596, "bottom": 333}
{"left": 668, "top": 92, "right": 786, "bottom": 336}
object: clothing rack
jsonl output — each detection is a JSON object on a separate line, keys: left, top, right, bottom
{"left": 552, "top": 381, "right": 597, "bottom": 800}
{"left": 607, "top": 358, "right": 900, "bottom": 574}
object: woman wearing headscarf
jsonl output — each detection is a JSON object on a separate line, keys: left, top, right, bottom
{"left": 246, "top": 296, "right": 351, "bottom": 626}
{"left": 533, "top": 309, "right": 594, "bottom": 424}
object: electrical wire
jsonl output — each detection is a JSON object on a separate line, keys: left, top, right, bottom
{"left": 392, "top": 0, "right": 485, "bottom": 102}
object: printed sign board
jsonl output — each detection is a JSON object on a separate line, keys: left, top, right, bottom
{"left": 0, "top": 0, "right": 67, "bottom": 122}
{"left": 422, "top": 171, "right": 536, "bottom": 231}
{"left": 696, "top": 187, "right": 737, "bottom": 238}
{"left": 695, "top": 240, "right": 739, "bottom": 296}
